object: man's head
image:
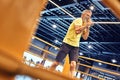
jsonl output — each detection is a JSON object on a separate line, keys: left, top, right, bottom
{"left": 81, "top": 10, "right": 92, "bottom": 21}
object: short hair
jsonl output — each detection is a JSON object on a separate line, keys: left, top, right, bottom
{"left": 82, "top": 10, "right": 92, "bottom": 15}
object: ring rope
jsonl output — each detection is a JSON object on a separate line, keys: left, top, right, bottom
{"left": 33, "top": 36, "right": 120, "bottom": 68}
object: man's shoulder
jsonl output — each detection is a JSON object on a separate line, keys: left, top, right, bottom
{"left": 73, "top": 18, "right": 82, "bottom": 24}
{"left": 74, "top": 18, "right": 82, "bottom": 21}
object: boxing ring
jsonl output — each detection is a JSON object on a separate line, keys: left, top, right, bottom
{"left": 0, "top": 0, "right": 120, "bottom": 80}
{"left": 28, "top": 36, "right": 120, "bottom": 80}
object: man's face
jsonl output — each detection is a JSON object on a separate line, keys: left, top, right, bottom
{"left": 84, "top": 12, "right": 92, "bottom": 20}
{"left": 83, "top": 12, "right": 92, "bottom": 21}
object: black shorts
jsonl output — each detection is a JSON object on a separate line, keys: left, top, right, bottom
{"left": 55, "top": 42, "right": 79, "bottom": 63}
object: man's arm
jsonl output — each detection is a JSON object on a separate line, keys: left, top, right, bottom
{"left": 82, "top": 27, "right": 90, "bottom": 40}
{"left": 82, "top": 19, "right": 93, "bottom": 40}
{"left": 74, "top": 23, "right": 90, "bottom": 34}
{"left": 74, "top": 18, "right": 93, "bottom": 39}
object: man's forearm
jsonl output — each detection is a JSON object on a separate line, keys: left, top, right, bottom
{"left": 82, "top": 27, "right": 90, "bottom": 40}
{"left": 80, "top": 25, "right": 88, "bottom": 31}
{"left": 76, "top": 25, "right": 88, "bottom": 34}
{"left": 84, "top": 27, "right": 90, "bottom": 37}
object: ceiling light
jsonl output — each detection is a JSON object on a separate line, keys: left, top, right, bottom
{"left": 52, "top": 24, "right": 57, "bottom": 28}
{"left": 54, "top": 47, "right": 58, "bottom": 50}
{"left": 98, "top": 63, "right": 102, "bottom": 65}
{"left": 54, "top": 39, "right": 58, "bottom": 43}
{"left": 88, "top": 45, "right": 93, "bottom": 49}
{"left": 111, "top": 59, "right": 117, "bottom": 63}
{"left": 79, "top": 52, "right": 83, "bottom": 56}
{"left": 89, "top": 5, "right": 95, "bottom": 11}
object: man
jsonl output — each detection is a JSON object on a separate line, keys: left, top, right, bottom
{"left": 50, "top": 9, "right": 93, "bottom": 77}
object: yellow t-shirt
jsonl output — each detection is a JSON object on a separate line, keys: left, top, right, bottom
{"left": 63, "top": 18, "right": 83, "bottom": 47}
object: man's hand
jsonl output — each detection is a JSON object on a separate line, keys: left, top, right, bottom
{"left": 86, "top": 19, "right": 94, "bottom": 28}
